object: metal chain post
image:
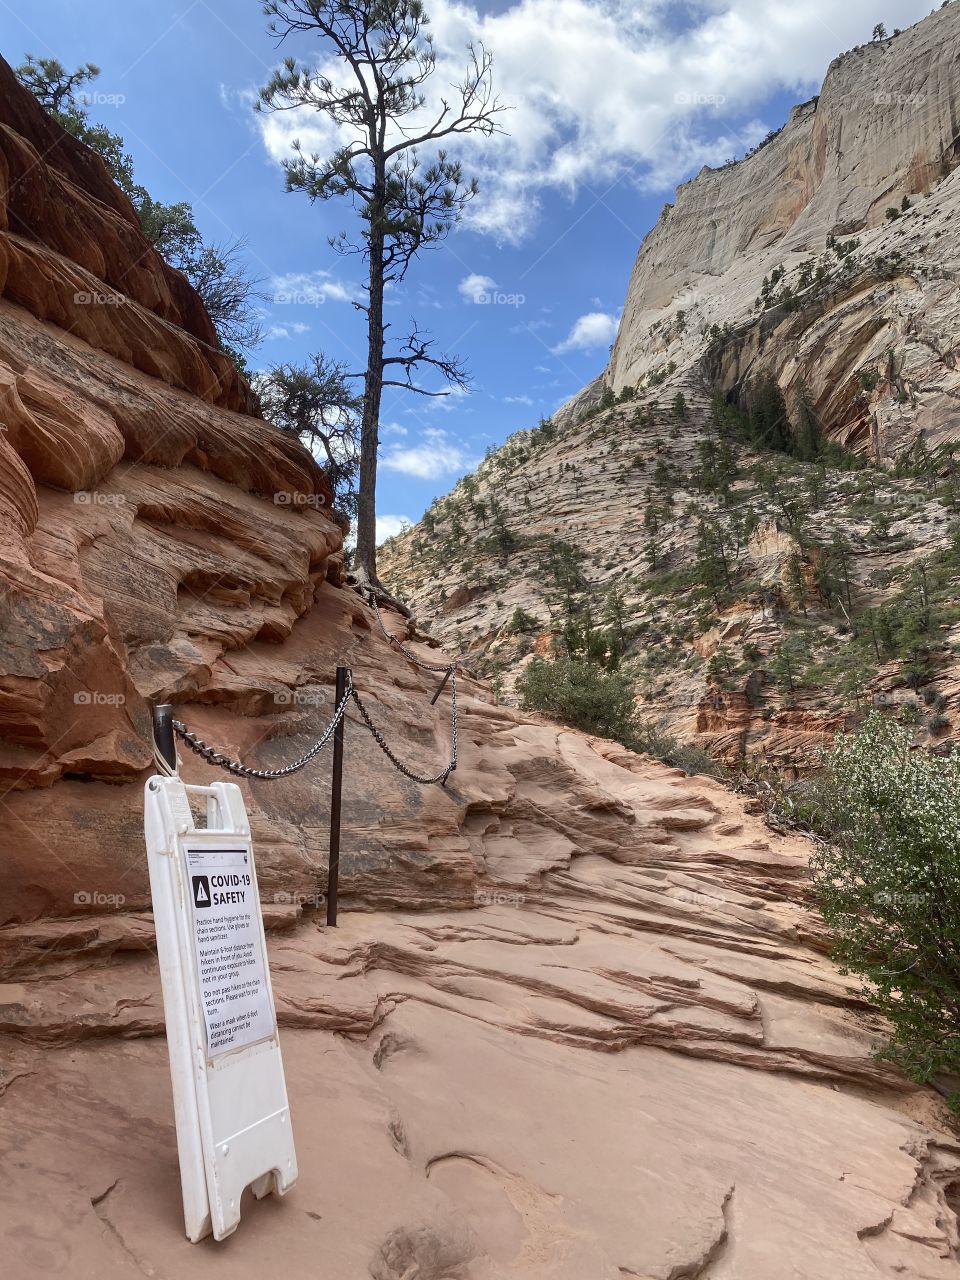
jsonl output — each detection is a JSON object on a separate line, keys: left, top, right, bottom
{"left": 152, "top": 704, "right": 178, "bottom": 775}
{"left": 149, "top": 595, "right": 462, "bottom": 928}
{"left": 326, "top": 666, "right": 348, "bottom": 927}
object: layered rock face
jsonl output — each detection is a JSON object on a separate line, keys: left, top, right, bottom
{"left": 608, "top": 5, "right": 960, "bottom": 429}
{"left": 2, "top": 46, "right": 960, "bottom": 1280}
{"left": 382, "top": 5, "right": 960, "bottom": 769}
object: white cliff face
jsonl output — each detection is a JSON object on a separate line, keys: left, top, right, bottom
{"left": 606, "top": 2, "right": 960, "bottom": 436}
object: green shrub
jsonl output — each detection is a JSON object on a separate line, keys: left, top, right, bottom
{"left": 517, "top": 657, "right": 638, "bottom": 742}
{"left": 516, "top": 657, "right": 722, "bottom": 776}
{"left": 631, "top": 720, "right": 723, "bottom": 777}
{"left": 506, "top": 606, "right": 539, "bottom": 635}
{"left": 811, "top": 713, "right": 960, "bottom": 1095}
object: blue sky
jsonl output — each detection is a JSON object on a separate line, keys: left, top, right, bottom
{"left": 3, "top": 0, "right": 933, "bottom": 537}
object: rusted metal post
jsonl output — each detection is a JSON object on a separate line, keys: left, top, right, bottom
{"left": 153, "top": 703, "right": 177, "bottom": 774}
{"left": 326, "top": 666, "right": 349, "bottom": 927}
{"left": 430, "top": 667, "right": 452, "bottom": 706}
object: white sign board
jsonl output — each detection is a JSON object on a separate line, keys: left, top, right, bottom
{"left": 144, "top": 777, "right": 298, "bottom": 1242}
{"left": 185, "top": 844, "right": 274, "bottom": 1055}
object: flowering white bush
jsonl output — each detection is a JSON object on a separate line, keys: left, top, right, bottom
{"left": 811, "top": 712, "right": 960, "bottom": 1093}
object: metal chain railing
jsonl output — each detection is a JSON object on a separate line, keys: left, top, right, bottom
{"left": 170, "top": 677, "right": 355, "bottom": 780}
{"left": 159, "top": 592, "right": 459, "bottom": 786}
{"left": 366, "top": 590, "right": 457, "bottom": 675}
{"left": 356, "top": 588, "right": 459, "bottom": 782}
{"left": 151, "top": 595, "right": 462, "bottom": 927}
{"left": 351, "top": 674, "right": 458, "bottom": 785}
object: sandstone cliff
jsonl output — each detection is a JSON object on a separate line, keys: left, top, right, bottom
{"left": 2, "top": 46, "right": 960, "bottom": 1280}
{"left": 607, "top": 6, "right": 960, "bottom": 457}
{"left": 381, "top": 4, "right": 960, "bottom": 770}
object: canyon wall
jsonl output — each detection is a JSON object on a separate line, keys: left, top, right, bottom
{"left": 383, "top": 4, "right": 960, "bottom": 770}
{"left": 607, "top": 3, "right": 960, "bottom": 439}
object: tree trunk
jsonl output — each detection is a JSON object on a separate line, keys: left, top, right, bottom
{"left": 354, "top": 184, "right": 385, "bottom": 591}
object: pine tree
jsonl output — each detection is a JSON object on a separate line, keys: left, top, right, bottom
{"left": 770, "top": 634, "right": 808, "bottom": 695}
{"left": 746, "top": 375, "right": 793, "bottom": 453}
{"left": 259, "top": 0, "right": 504, "bottom": 595}
{"left": 784, "top": 551, "right": 808, "bottom": 616}
{"left": 795, "top": 383, "right": 822, "bottom": 461}
{"left": 695, "top": 519, "right": 732, "bottom": 606}
{"left": 602, "top": 587, "right": 629, "bottom": 657}
{"left": 255, "top": 357, "right": 360, "bottom": 513}
{"left": 824, "top": 532, "right": 854, "bottom": 612}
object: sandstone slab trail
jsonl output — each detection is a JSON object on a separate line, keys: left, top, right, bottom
{"left": 4, "top": 750, "right": 960, "bottom": 1279}
{"left": 0, "top": 40, "right": 960, "bottom": 1280}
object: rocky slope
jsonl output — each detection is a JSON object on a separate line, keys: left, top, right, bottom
{"left": 381, "top": 4, "right": 960, "bottom": 770}
{"left": 2, "top": 46, "right": 960, "bottom": 1280}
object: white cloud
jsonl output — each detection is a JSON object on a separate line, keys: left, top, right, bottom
{"left": 552, "top": 311, "right": 619, "bottom": 354}
{"left": 377, "top": 514, "right": 412, "bottom": 544}
{"left": 504, "top": 394, "right": 534, "bottom": 405}
{"left": 381, "top": 422, "right": 408, "bottom": 438}
{"left": 265, "top": 321, "right": 310, "bottom": 340}
{"left": 458, "top": 273, "right": 497, "bottom": 303}
{"left": 381, "top": 428, "right": 478, "bottom": 480}
{"left": 270, "top": 270, "right": 360, "bottom": 306}
{"left": 419, "top": 384, "right": 472, "bottom": 414}
{"left": 253, "top": 0, "right": 932, "bottom": 244}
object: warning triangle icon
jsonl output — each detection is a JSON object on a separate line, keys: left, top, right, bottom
{"left": 192, "top": 875, "right": 211, "bottom": 908}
